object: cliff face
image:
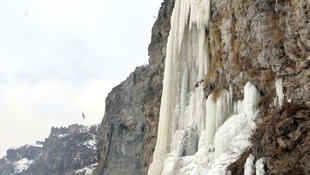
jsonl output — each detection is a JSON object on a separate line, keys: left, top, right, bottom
{"left": 207, "top": 0, "right": 310, "bottom": 103}
{"left": 93, "top": 66, "right": 148, "bottom": 175}
{"left": 209, "top": 0, "right": 310, "bottom": 174}
{"left": 93, "top": 1, "right": 175, "bottom": 174}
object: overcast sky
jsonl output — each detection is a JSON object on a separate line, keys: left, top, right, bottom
{"left": 0, "top": 0, "right": 163, "bottom": 157}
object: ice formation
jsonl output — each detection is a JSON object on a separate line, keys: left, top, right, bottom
{"left": 148, "top": 0, "right": 262, "bottom": 174}
{"left": 255, "top": 158, "right": 266, "bottom": 175}
{"left": 148, "top": 0, "right": 210, "bottom": 174}
{"left": 244, "top": 154, "right": 255, "bottom": 175}
{"left": 275, "top": 78, "right": 284, "bottom": 106}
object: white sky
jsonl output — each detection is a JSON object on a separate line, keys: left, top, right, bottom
{"left": 0, "top": 0, "right": 163, "bottom": 157}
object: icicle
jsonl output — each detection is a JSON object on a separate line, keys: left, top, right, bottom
{"left": 205, "top": 94, "right": 216, "bottom": 148}
{"left": 148, "top": 1, "right": 211, "bottom": 174}
{"left": 215, "top": 90, "right": 230, "bottom": 130}
{"left": 243, "top": 82, "right": 261, "bottom": 119}
{"left": 255, "top": 158, "right": 266, "bottom": 175}
{"left": 275, "top": 78, "right": 284, "bottom": 107}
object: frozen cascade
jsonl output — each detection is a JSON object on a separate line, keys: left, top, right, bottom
{"left": 148, "top": 0, "right": 262, "bottom": 174}
{"left": 148, "top": 0, "right": 210, "bottom": 174}
{"left": 149, "top": 81, "right": 261, "bottom": 175}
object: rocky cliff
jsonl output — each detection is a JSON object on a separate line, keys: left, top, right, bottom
{"left": 94, "top": 0, "right": 310, "bottom": 174}
{"left": 0, "top": 124, "right": 100, "bottom": 175}
{"left": 93, "top": 0, "right": 175, "bottom": 174}
{"left": 209, "top": 0, "right": 310, "bottom": 174}
{"left": 92, "top": 66, "right": 148, "bottom": 175}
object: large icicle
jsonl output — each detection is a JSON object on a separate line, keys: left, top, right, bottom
{"left": 148, "top": 0, "right": 211, "bottom": 175}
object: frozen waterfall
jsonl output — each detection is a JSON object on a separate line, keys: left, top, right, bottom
{"left": 148, "top": 0, "right": 210, "bottom": 174}
{"left": 148, "top": 0, "right": 262, "bottom": 174}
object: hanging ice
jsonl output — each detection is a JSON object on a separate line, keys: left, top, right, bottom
{"left": 275, "top": 78, "right": 284, "bottom": 106}
{"left": 148, "top": 0, "right": 210, "bottom": 174}
{"left": 148, "top": 0, "right": 262, "bottom": 174}
{"left": 244, "top": 154, "right": 255, "bottom": 175}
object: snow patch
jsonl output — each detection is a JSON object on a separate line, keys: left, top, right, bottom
{"left": 56, "top": 133, "right": 69, "bottom": 138}
{"left": 66, "top": 162, "right": 98, "bottom": 175}
{"left": 83, "top": 134, "right": 97, "bottom": 150}
{"left": 13, "top": 158, "right": 34, "bottom": 173}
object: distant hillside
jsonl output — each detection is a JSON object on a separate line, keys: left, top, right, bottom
{"left": 0, "top": 124, "right": 99, "bottom": 175}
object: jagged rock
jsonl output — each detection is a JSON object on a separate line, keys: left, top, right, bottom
{"left": 0, "top": 145, "right": 41, "bottom": 175}
{"left": 0, "top": 124, "right": 100, "bottom": 175}
{"left": 252, "top": 102, "right": 310, "bottom": 174}
{"left": 92, "top": 66, "right": 148, "bottom": 175}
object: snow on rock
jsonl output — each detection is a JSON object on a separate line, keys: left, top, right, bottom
{"left": 66, "top": 163, "right": 98, "bottom": 175}
{"left": 83, "top": 134, "right": 97, "bottom": 150}
{"left": 56, "top": 133, "right": 69, "bottom": 138}
{"left": 78, "top": 124, "right": 100, "bottom": 134}
{"left": 13, "top": 158, "right": 34, "bottom": 173}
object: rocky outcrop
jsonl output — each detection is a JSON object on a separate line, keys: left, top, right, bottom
{"left": 0, "top": 145, "right": 41, "bottom": 175}
{"left": 208, "top": 0, "right": 310, "bottom": 174}
{"left": 0, "top": 124, "right": 100, "bottom": 175}
{"left": 252, "top": 102, "right": 310, "bottom": 174}
{"left": 93, "top": 1, "right": 175, "bottom": 174}
{"left": 207, "top": 0, "right": 310, "bottom": 101}
{"left": 93, "top": 66, "right": 148, "bottom": 175}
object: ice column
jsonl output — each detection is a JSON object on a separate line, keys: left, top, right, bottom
{"left": 205, "top": 90, "right": 232, "bottom": 148}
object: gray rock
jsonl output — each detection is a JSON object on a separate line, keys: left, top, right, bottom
{"left": 93, "top": 1, "right": 175, "bottom": 174}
